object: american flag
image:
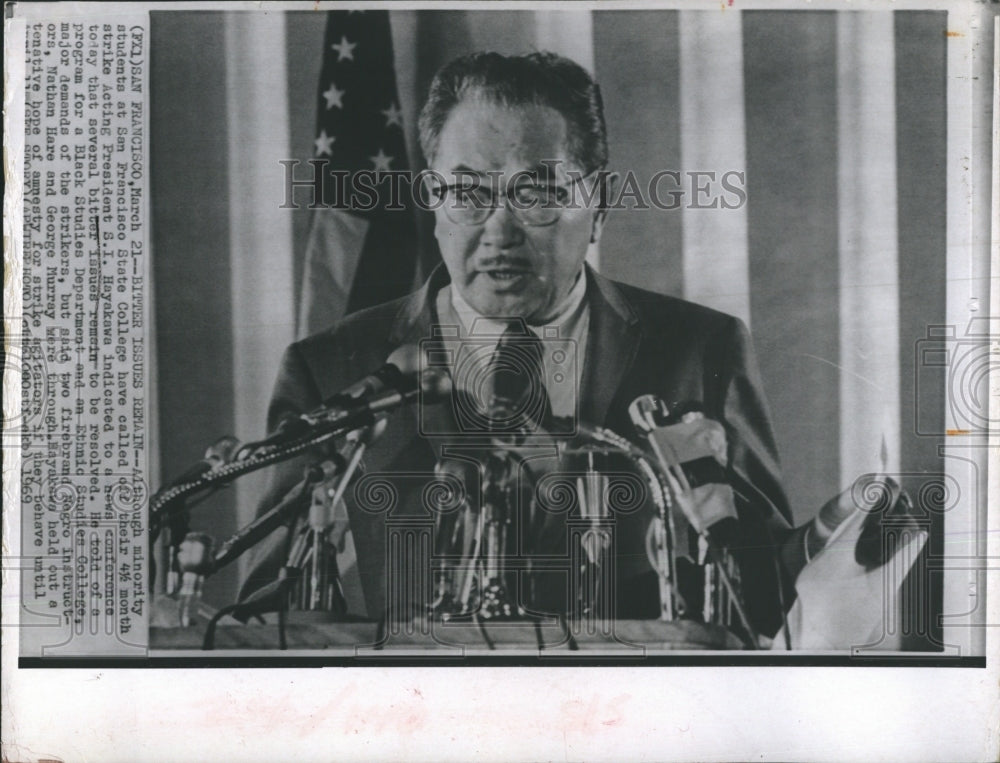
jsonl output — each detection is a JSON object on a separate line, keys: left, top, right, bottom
{"left": 298, "top": 10, "right": 418, "bottom": 337}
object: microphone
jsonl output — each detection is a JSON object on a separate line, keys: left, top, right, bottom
{"left": 628, "top": 395, "right": 737, "bottom": 539}
{"left": 309, "top": 364, "right": 451, "bottom": 427}
{"left": 629, "top": 395, "right": 761, "bottom": 647}
{"left": 211, "top": 459, "right": 342, "bottom": 575}
{"left": 325, "top": 344, "right": 426, "bottom": 406}
{"left": 157, "top": 436, "right": 241, "bottom": 591}
{"left": 262, "top": 347, "right": 451, "bottom": 446}
{"left": 164, "top": 435, "right": 242, "bottom": 488}
{"left": 176, "top": 532, "right": 214, "bottom": 627}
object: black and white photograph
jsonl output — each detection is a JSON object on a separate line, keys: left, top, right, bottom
{"left": 3, "top": 0, "right": 998, "bottom": 759}
{"left": 137, "top": 4, "right": 990, "bottom": 659}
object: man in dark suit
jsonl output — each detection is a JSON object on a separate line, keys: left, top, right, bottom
{"left": 241, "top": 51, "right": 809, "bottom": 639}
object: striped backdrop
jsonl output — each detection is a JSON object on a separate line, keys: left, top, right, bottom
{"left": 149, "top": 9, "right": 987, "bottom": 653}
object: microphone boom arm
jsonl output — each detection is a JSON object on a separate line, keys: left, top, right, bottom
{"left": 149, "top": 409, "right": 368, "bottom": 541}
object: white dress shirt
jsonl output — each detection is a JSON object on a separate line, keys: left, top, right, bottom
{"left": 434, "top": 270, "right": 590, "bottom": 419}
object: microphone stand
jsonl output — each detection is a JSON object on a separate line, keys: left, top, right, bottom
{"left": 200, "top": 424, "right": 379, "bottom": 649}
{"left": 152, "top": 371, "right": 448, "bottom": 547}
{"left": 627, "top": 398, "right": 761, "bottom": 649}
{"left": 576, "top": 424, "right": 682, "bottom": 622}
{"left": 197, "top": 456, "right": 336, "bottom": 649}
{"left": 633, "top": 451, "right": 680, "bottom": 621}
{"left": 149, "top": 403, "right": 378, "bottom": 608}
{"left": 285, "top": 425, "right": 373, "bottom": 617}
{"left": 149, "top": 410, "right": 363, "bottom": 543}
{"left": 156, "top": 369, "right": 453, "bottom": 646}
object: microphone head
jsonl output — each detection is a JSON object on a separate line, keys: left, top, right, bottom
{"left": 177, "top": 532, "right": 215, "bottom": 575}
{"left": 385, "top": 343, "right": 425, "bottom": 375}
{"left": 343, "top": 345, "right": 427, "bottom": 401}
{"left": 379, "top": 344, "right": 430, "bottom": 395}
{"left": 629, "top": 394, "right": 666, "bottom": 434}
{"left": 664, "top": 401, "right": 707, "bottom": 425}
{"left": 651, "top": 415, "right": 728, "bottom": 466}
{"left": 204, "top": 435, "right": 241, "bottom": 466}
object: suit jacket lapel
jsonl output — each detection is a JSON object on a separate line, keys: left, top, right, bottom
{"left": 386, "top": 265, "right": 463, "bottom": 459}
{"left": 580, "top": 266, "right": 642, "bottom": 428}
{"left": 531, "top": 269, "right": 642, "bottom": 557}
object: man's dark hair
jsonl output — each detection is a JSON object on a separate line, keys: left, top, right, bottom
{"left": 418, "top": 51, "right": 608, "bottom": 173}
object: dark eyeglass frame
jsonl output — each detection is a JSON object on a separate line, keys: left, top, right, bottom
{"left": 426, "top": 169, "right": 604, "bottom": 227}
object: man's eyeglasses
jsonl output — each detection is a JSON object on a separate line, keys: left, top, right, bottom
{"left": 426, "top": 171, "right": 603, "bottom": 227}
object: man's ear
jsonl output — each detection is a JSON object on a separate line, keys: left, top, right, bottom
{"left": 590, "top": 171, "right": 619, "bottom": 244}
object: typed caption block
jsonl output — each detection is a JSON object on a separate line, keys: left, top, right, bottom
{"left": 19, "top": 17, "right": 149, "bottom": 658}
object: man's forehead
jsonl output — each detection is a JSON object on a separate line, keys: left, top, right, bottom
{"left": 431, "top": 98, "right": 581, "bottom": 177}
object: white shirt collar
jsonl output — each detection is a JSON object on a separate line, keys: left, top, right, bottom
{"left": 449, "top": 269, "right": 588, "bottom": 337}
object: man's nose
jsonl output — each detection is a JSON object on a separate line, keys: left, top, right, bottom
{"left": 480, "top": 198, "right": 526, "bottom": 249}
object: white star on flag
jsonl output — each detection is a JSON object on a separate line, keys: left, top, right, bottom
{"left": 331, "top": 35, "right": 356, "bottom": 62}
{"left": 314, "top": 130, "right": 335, "bottom": 156}
{"left": 370, "top": 149, "right": 393, "bottom": 172}
{"left": 322, "top": 83, "right": 345, "bottom": 110}
{"left": 382, "top": 102, "right": 403, "bottom": 128}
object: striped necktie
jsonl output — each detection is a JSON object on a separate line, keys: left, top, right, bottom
{"left": 486, "top": 320, "right": 553, "bottom": 433}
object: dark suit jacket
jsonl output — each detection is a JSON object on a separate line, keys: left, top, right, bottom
{"left": 239, "top": 265, "right": 797, "bottom": 636}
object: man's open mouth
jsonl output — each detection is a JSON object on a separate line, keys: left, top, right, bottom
{"left": 485, "top": 270, "right": 527, "bottom": 281}
{"left": 476, "top": 258, "right": 533, "bottom": 289}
